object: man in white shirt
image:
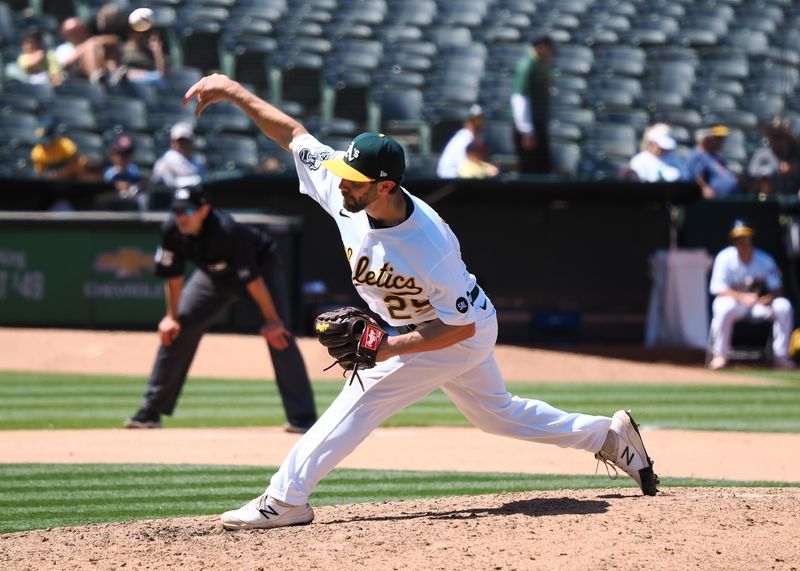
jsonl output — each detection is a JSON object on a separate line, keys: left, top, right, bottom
{"left": 708, "top": 220, "right": 795, "bottom": 370}
{"left": 629, "top": 130, "right": 684, "bottom": 182}
{"left": 436, "top": 104, "right": 491, "bottom": 178}
{"left": 182, "top": 73, "right": 660, "bottom": 530}
{"left": 151, "top": 122, "right": 206, "bottom": 188}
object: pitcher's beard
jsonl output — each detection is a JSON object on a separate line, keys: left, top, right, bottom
{"left": 342, "top": 187, "right": 378, "bottom": 213}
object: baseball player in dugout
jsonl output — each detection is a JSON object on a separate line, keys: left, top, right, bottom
{"left": 183, "top": 73, "right": 659, "bottom": 531}
{"left": 707, "top": 219, "right": 796, "bottom": 370}
{"left": 124, "top": 183, "right": 317, "bottom": 432}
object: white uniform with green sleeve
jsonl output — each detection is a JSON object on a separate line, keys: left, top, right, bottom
{"left": 266, "top": 134, "right": 613, "bottom": 506}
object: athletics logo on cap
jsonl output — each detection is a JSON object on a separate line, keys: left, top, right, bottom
{"left": 323, "top": 133, "right": 406, "bottom": 183}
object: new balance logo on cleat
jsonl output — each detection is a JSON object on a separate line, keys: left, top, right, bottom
{"left": 258, "top": 504, "right": 279, "bottom": 519}
{"left": 620, "top": 445, "right": 635, "bottom": 466}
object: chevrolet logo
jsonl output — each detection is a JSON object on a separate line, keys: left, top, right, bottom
{"left": 94, "top": 248, "right": 155, "bottom": 278}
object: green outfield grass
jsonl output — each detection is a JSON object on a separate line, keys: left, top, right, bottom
{"left": 0, "top": 371, "right": 798, "bottom": 431}
{"left": 0, "top": 463, "right": 796, "bottom": 534}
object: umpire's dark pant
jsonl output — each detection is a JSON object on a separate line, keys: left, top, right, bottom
{"left": 140, "top": 252, "right": 317, "bottom": 427}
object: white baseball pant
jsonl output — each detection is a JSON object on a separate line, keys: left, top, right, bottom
{"left": 710, "top": 295, "right": 794, "bottom": 359}
{"left": 267, "top": 313, "right": 612, "bottom": 506}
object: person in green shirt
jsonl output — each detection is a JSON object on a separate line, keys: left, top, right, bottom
{"left": 510, "top": 35, "right": 555, "bottom": 175}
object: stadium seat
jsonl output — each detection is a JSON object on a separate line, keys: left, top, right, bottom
{"left": 586, "top": 122, "right": 637, "bottom": 159}
{"left": 369, "top": 87, "right": 429, "bottom": 153}
{"left": 321, "top": 70, "right": 372, "bottom": 126}
{"left": 594, "top": 45, "right": 646, "bottom": 77}
{"left": 205, "top": 134, "right": 260, "bottom": 171}
{"left": 0, "top": 92, "right": 39, "bottom": 114}
{"left": 703, "top": 109, "right": 758, "bottom": 131}
{"left": 0, "top": 2, "right": 14, "bottom": 45}
{"left": 55, "top": 79, "right": 107, "bottom": 106}
{"left": 68, "top": 130, "right": 104, "bottom": 163}
{"left": 269, "top": 52, "right": 324, "bottom": 113}
{"left": 550, "top": 107, "right": 596, "bottom": 131}
{"left": 221, "top": 34, "right": 278, "bottom": 91}
{"left": 553, "top": 44, "right": 594, "bottom": 75}
{"left": 551, "top": 141, "right": 581, "bottom": 176}
{"left": 50, "top": 96, "right": 98, "bottom": 131}
{"left": 391, "top": 0, "right": 437, "bottom": 27}
{"left": 2, "top": 81, "right": 54, "bottom": 105}
{"left": 175, "top": 7, "right": 228, "bottom": 72}
{"left": 96, "top": 97, "right": 149, "bottom": 133}
{"left": 549, "top": 120, "right": 582, "bottom": 143}
{"left": 196, "top": 100, "right": 254, "bottom": 134}
{"left": 597, "top": 109, "right": 650, "bottom": 133}
{"left": 0, "top": 111, "right": 39, "bottom": 132}
{"left": 426, "top": 27, "right": 473, "bottom": 49}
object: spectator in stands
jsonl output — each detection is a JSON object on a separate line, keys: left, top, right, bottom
{"left": 707, "top": 219, "right": 795, "bottom": 370}
{"left": 151, "top": 123, "right": 206, "bottom": 189}
{"left": 511, "top": 35, "right": 555, "bottom": 175}
{"left": 30, "top": 117, "right": 87, "bottom": 211}
{"left": 10, "top": 28, "right": 62, "bottom": 85}
{"left": 30, "top": 117, "right": 86, "bottom": 182}
{"left": 104, "top": 134, "right": 142, "bottom": 190}
{"left": 55, "top": 17, "right": 113, "bottom": 82}
{"left": 99, "top": 135, "right": 145, "bottom": 210}
{"left": 687, "top": 125, "right": 743, "bottom": 199}
{"left": 748, "top": 117, "right": 800, "bottom": 197}
{"left": 116, "top": 26, "right": 166, "bottom": 86}
{"left": 436, "top": 104, "right": 491, "bottom": 179}
{"left": 628, "top": 127, "right": 684, "bottom": 182}
{"left": 458, "top": 140, "right": 500, "bottom": 179}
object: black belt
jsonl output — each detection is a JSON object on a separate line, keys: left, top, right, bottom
{"left": 469, "top": 285, "right": 480, "bottom": 303}
{"left": 396, "top": 285, "right": 482, "bottom": 334}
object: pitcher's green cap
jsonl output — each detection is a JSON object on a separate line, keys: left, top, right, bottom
{"left": 323, "top": 132, "right": 405, "bottom": 183}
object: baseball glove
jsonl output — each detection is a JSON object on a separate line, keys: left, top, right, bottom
{"left": 314, "top": 307, "right": 387, "bottom": 389}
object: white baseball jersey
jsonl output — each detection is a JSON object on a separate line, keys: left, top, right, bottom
{"left": 628, "top": 150, "right": 682, "bottom": 182}
{"left": 291, "top": 133, "right": 486, "bottom": 327}
{"left": 709, "top": 246, "right": 782, "bottom": 295}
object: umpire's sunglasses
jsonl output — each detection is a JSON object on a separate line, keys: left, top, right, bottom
{"left": 172, "top": 206, "right": 196, "bottom": 216}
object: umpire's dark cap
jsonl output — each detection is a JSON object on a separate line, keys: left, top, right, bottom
{"left": 171, "top": 184, "right": 207, "bottom": 211}
{"left": 532, "top": 34, "right": 554, "bottom": 47}
{"left": 323, "top": 132, "right": 405, "bottom": 183}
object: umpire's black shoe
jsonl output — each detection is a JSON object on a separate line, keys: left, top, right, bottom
{"left": 283, "top": 422, "right": 313, "bottom": 434}
{"left": 123, "top": 409, "right": 162, "bottom": 429}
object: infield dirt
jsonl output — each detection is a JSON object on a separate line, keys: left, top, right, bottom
{"left": 1, "top": 328, "right": 798, "bottom": 570}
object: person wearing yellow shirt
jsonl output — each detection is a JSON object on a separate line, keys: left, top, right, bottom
{"left": 30, "top": 118, "right": 87, "bottom": 181}
{"left": 457, "top": 141, "right": 500, "bottom": 179}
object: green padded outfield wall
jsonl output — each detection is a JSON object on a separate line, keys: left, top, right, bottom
{"left": 0, "top": 213, "right": 302, "bottom": 330}
{"left": 0, "top": 228, "right": 162, "bottom": 326}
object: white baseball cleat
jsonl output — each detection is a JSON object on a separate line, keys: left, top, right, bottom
{"left": 221, "top": 493, "right": 314, "bottom": 530}
{"left": 595, "top": 410, "right": 659, "bottom": 496}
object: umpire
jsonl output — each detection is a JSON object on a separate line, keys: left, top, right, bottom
{"left": 124, "top": 183, "right": 317, "bottom": 432}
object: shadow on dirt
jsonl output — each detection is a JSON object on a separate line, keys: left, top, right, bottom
{"left": 325, "top": 497, "right": 609, "bottom": 525}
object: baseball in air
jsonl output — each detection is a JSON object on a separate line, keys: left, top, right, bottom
{"left": 128, "top": 7, "right": 155, "bottom": 32}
